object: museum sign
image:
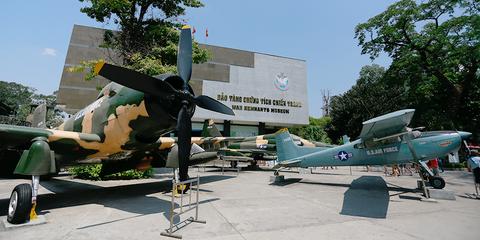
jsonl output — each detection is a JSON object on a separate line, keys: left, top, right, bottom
{"left": 193, "top": 53, "right": 309, "bottom": 125}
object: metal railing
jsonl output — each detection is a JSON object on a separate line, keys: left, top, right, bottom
{"left": 161, "top": 176, "right": 206, "bottom": 239}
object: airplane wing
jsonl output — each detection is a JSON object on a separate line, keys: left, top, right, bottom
{"left": 155, "top": 136, "right": 246, "bottom": 150}
{"left": 219, "top": 148, "right": 269, "bottom": 154}
{"left": 358, "top": 109, "right": 415, "bottom": 141}
{"left": 272, "top": 158, "right": 302, "bottom": 169}
{"left": 0, "top": 124, "right": 101, "bottom": 150}
{"left": 0, "top": 124, "right": 102, "bottom": 175}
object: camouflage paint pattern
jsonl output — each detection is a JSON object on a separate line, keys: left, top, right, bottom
{"left": 0, "top": 82, "right": 203, "bottom": 174}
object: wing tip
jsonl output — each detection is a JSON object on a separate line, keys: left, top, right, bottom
{"left": 276, "top": 128, "right": 289, "bottom": 134}
{"left": 93, "top": 60, "right": 105, "bottom": 75}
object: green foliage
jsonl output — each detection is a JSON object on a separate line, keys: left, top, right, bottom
{"left": 0, "top": 81, "right": 35, "bottom": 115}
{"left": 77, "top": 0, "right": 210, "bottom": 79}
{"left": 290, "top": 116, "right": 332, "bottom": 143}
{"left": 443, "top": 161, "right": 466, "bottom": 169}
{"left": 69, "top": 164, "right": 153, "bottom": 180}
{"left": 328, "top": 65, "right": 407, "bottom": 142}
{"left": 354, "top": 0, "right": 480, "bottom": 140}
{"left": 0, "top": 81, "right": 63, "bottom": 127}
{"left": 68, "top": 59, "right": 104, "bottom": 81}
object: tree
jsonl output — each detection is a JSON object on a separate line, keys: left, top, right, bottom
{"left": 327, "top": 65, "right": 407, "bottom": 142}
{"left": 78, "top": 0, "right": 210, "bottom": 76}
{"left": 290, "top": 116, "right": 333, "bottom": 144}
{"left": 0, "top": 81, "right": 35, "bottom": 116}
{"left": 355, "top": 0, "right": 480, "bottom": 135}
{"left": 0, "top": 81, "right": 63, "bottom": 127}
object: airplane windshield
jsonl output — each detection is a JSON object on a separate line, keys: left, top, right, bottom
{"left": 96, "top": 82, "right": 114, "bottom": 99}
{"left": 363, "top": 137, "right": 401, "bottom": 149}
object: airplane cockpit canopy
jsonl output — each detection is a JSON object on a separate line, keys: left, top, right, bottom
{"left": 97, "top": 82, "right": 122, "bottom": 99}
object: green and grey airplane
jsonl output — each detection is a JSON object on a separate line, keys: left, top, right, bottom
{"left": 200, "top": 120, "right": 335, "bottom": 167}
{"left": 0, "top": 26, "right": 235, "bottom": 224}
{"left": 274, "top": 109, "right": 472, "bottom": 189}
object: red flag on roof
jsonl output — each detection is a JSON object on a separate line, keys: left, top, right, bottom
{"left": 192, "top": 27, "right": 196, "bottom": 34}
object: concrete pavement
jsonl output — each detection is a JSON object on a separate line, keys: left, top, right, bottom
{"left": 0, "top": 167, "right": 479, "bottom": 240}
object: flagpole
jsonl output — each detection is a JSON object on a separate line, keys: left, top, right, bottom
{"left": 205, "top": 28, "right": 208, "bottom": 45}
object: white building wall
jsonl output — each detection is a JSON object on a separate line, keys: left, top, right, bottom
{"left": 193, "top": 53, "right": 308, "bottom": 126}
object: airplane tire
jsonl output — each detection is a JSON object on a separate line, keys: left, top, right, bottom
{"left": 429, "top": 176, "right": 445, "bottom": 189}
{"left": 7, "top": 184, "right": 32, "bottom": 224}
{"left": 230, "top": 161, "right": 238, "bottom": 168}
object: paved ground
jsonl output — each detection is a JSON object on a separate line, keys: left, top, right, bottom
{"left": 0, "top": 167, "right": 479, "bottom": 240}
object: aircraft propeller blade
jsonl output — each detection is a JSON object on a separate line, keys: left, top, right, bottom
{"left": 177, "top": 26, "right": 193, "bottom": 89}
{"left": 195, "top": 95, "right": 235, "bottom": 115}
{"left": 177, "top": 103, "right": 191, "bottom": 184}
{"left": 175, "top": 27, "right": 193, "bottom": 185}
{"left": 96, "top": 25, "right": 234, "bottom": 188}
{"left": 462, "top": 140, "right": 471, "bottom": 155}
{"left": 456, "top": 130, "right": 472, "bottom": 156}
{"left": 94, "top": 62, "right": 176, "bottom": 97}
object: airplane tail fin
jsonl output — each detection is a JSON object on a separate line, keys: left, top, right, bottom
{"left": 275, "top": 128, "right": 300, "bottom": 162}
{"left": 201, "top": 119, "right": 222, "bottom": 137}
{"left": 31, "top": 104, "right": 47, "bottom": 128}
{"left": 342, "top": 135, "right": 350, "bottom": 144}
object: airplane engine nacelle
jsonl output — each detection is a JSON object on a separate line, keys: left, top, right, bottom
{"left": 144, "top": 74, "right": 196, "bottom": 122}
{"left": 14, "top": 137, "right": 56, "bottom": 176}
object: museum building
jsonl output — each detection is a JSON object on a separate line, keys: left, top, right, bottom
{"left": 57, "top": 25, "right": 309, "bottom": 136}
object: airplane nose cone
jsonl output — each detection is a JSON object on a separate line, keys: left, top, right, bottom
{"left": 458, "top": 131, "right": 472, "bottom": 140}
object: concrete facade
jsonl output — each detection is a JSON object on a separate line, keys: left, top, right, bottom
{"left": 57, "top": 25, "right": 308, "bottom": 136}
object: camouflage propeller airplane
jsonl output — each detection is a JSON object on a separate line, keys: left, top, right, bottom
{"left": 201, "top": 120, "right": 335, "bottom": 168}
{"left": 0, "top": 26, "right": 235, "bottom": 224}
{"left": 274, "top": 109, "right": 472, "bottom": 189}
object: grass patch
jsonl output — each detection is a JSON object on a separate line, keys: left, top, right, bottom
{"left": 68, "top": 164, "right": 153, "bottom": 180}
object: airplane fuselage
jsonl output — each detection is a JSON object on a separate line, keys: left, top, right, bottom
{"left": 296, "top": 131, "right": 462, "bottom": 167}
{"left": 53, "top": 82, "right": 184, "bottom": 164}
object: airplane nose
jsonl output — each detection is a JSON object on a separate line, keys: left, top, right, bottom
{"left": 458, "top": 131, "right": 472, "bottom": 140}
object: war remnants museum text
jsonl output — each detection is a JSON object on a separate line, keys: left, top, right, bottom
{"left": 216, "top": 92, "right": 303, "bottom": 114}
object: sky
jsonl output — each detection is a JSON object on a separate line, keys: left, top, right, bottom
{"left": 0, "top": 0, "right": 398, "bottom": 117}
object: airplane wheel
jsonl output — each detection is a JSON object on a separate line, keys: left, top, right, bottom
{"left": 7, "top": 184, "right": 32, "bottom": 224}
{"left": 429, "top": 176, "right": 445, "bottom": 189}
{"left": 230, "top": 161, "right": 238, "bottom": 168}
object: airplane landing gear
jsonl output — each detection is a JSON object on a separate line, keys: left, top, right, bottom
{"left": 429, "top": 176, "right": 446, "bottom": 189}
{"left": 7, "top": 175, "right": 40, "bottom": 224}
{"left": 418, "top": 162, "right": 446, "bottom": 190}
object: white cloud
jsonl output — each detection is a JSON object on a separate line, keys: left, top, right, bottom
{"left": 42, "top": 48, "right": 57, "bottom": 56}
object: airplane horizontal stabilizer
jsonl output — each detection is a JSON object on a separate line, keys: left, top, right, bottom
{"left": 273, "top": 159, "right": 302, "bottom": 169}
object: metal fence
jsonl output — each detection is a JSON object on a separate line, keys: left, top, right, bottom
{"left": 161, "top": 176, "right": 206, "bottom": 239}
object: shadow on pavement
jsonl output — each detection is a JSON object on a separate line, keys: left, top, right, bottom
{"left": 269, "top": 178, "right": 302, "bottom": 186}
{"left": 340, "top": 176, "right": 389, "bottom": 219}
{"left": 398, "top": 195, "right": 422, "bottom": 201}
{"left": 300, "top": 181, "right": 351, "bottom": 188}
{"left": 0, "top": 175, "right": 232, "bottom": 220}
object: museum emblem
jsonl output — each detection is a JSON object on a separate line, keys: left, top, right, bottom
{"left": 274, "top": 73, "right": 289, "bottom": 91}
